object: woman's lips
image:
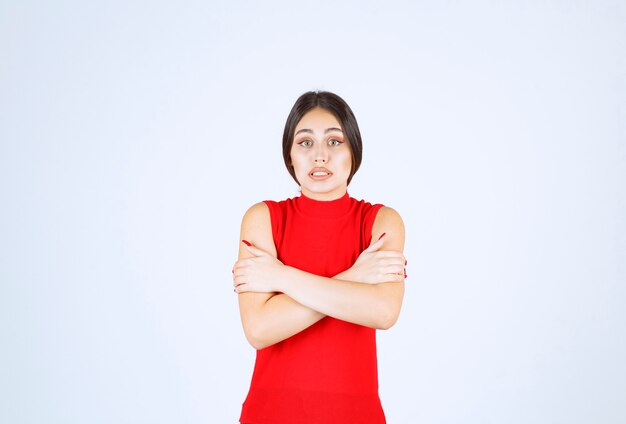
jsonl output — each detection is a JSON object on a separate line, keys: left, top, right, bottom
{"left": 309, "top": 167, "right": 333, "bottom": 180}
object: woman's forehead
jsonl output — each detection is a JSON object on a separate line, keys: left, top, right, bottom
{"left": 295, "top": 108, "right": 342, "bottom": 131}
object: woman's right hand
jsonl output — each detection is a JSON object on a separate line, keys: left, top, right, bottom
{"left": 342, "top": 234, "right": 406, "bottom": 284}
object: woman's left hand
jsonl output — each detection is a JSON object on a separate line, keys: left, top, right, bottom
{"left": 233, "top": 242, "right": 286, "bottom": 294}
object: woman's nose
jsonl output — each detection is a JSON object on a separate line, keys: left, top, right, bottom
{"left": 314, "top": 145, "right": 328, "bottom": 163}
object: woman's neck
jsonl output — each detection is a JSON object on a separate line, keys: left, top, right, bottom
{"left": 299, "top": 186, "right": 348, "bottom": 201}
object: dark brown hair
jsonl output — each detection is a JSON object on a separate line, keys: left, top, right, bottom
{"left": 282, "top": 91, "right": 363, "bottom": 185}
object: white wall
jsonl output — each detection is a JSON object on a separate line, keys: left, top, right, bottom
{"left": 1, "top": 1, "right": 624, "bottom": 423}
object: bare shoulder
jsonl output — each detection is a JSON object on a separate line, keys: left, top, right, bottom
{"left": 372, "top": 206, "right": 405, "bottom": 250}
{"left": 374, "top": 206, "right": 405, "bottom": 232}
{"left": 242, "top": 201, "right": 270, "bottom": 223}
{"left": 376, "top": 206, "right": 404, "bottom": 224}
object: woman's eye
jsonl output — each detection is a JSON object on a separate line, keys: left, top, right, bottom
{"left": 328, "top": 139, "right": 343, "bottom": 146}
{"left": 298, "top": 140, "right": 312, "bottom": 147}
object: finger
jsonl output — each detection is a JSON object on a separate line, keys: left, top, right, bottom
{"left": 374, "top": 250, "right": 397, "bottom": 257}
{"left": 242, "top": 241, "right": 271, "bottom": 257}
{"left": 380, "top": 273, "right": 404, "bottom": 283}
{"left": 376, "top": 255, "right": 405, "bottom": 266}
{"left": 371, "top": 258, "right": 404, "bottom": 270}
{"left": 233, "top": 258, "right": 250, "bottom": 270}
{"left": 233, "top": 259, "right": 253, "bottom": 270}
{"left": 383, "top": 265, "right": 405, "bottom": 275}
{"left": 232, "top": 271, "right": 248, "bottom": 286}
{"left": 377, "top": 251, "right": 406, "bottom": 260}
{"left": 364, "top": 235, "right": 385, "bottom": 253}
{"left": 232, "top": 262, "right": 246, "bottom": 275}
{"left": 233, "top": 275, "right": 241, "bottom": 287}
{"left": 233, "top": 275, "right": 249, "bottom": 288}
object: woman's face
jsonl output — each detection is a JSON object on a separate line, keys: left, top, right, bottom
{"left": 290, "top": 107, "right": 352, "bottom": 201}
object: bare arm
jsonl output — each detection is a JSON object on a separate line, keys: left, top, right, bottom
{"left": 235, "top": 205, "right": 406, "bottom": 346}
{"left": 236, "top": 203, "right": 325, "bottom": 350}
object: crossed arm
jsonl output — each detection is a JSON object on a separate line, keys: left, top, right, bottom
{"left": 233, "top": 202, "right": 406, "bottom": 350}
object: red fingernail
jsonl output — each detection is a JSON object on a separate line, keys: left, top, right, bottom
{"left": 377, "top": 232, "right": 386, "bottom": 241}
{"left": 242, "top": 240, "right": 252, "bottom": 246}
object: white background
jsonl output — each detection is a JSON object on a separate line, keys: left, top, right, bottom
{"left": 1, "top": 1, "right": 625, "bottom": 423}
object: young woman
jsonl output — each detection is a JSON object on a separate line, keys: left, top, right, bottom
{"left": 232, "top": 91, "right": 406, "bottom": 423}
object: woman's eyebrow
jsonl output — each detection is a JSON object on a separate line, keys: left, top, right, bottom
{"left": 295, "top": 129, "right": 313, "bottom": 135}
{"left": 295, "top": 127, "right": 343, "bottom": 135}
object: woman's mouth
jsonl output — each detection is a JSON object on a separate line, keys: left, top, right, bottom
{"left": 309, "top": 167, "right": 333, "bottom": 180}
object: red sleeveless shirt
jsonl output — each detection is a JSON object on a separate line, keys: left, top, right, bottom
{"left": 239, "top": 192, "right": 386, "bottom": 423}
